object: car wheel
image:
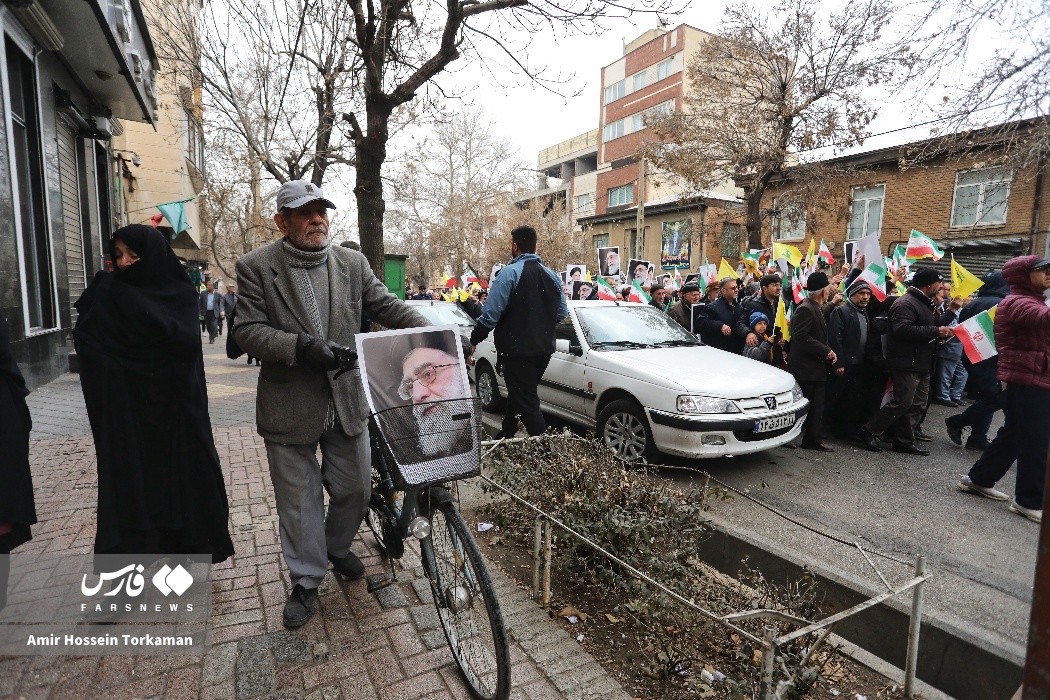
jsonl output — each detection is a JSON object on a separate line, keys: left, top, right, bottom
{"left": 476, "top": 361, "right": 506, "bottom": 413}
{"left": 597, "top": 399, "right": 655, "bottom": 462}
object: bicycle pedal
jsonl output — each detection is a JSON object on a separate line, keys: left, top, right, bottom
{"left": 367, "top": 576, "right": 398, "bottom": 593}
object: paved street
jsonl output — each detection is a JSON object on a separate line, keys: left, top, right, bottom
{"left": 482, "top": 400, "right": 1034, "bottom": 662}
{"left": 1, "top": 341, "right": 630, "bottom": 700}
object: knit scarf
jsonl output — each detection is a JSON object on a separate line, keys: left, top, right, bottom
{"left": 282, "top": 239, "right": 329, "bottom": 339}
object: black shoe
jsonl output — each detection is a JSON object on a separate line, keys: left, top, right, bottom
{"left": 247, "top": 357, "right": 252, "bottom": 365}
{"left": 892, "top": 443, "right": 930, "bottom": 456}
{"left": 931, "top": 398, "right": 956, "bottom": 407}
{"left": 283, "top": 584, "right": 318, "bottom": 628}
{"left": 914, "top": 427, "right": 934, "bottom": 442}
{"left": 945, "top": 417, "right": 963, "bottom": 446}
{"left": 965, "top": 439, "right": 990, "bottom": 452}
{"left": 801, "top": 442, "right": 835, "bottom": 452}
{"left": 856, "top": 430, "right": 883, "bottom": 452}
{"left": 328, "top": 551, "right": 365, "bottom": 579}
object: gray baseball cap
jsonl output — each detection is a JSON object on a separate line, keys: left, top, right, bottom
{"left": 276, "top": 180, "right": 336, "bottom": 211}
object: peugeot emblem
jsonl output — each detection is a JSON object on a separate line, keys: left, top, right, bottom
{"left": 763, "top": 395, "right": 777, "bottom": 410}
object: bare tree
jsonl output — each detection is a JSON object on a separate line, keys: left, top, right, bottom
{"left": 387, "top": 107, "right": 528, "bottom": 284}
{"left": 153, "top": 0, "right": 675, "bottom": 276}
{"left": 643, "top": 0, "right": 914, "bottom": 249}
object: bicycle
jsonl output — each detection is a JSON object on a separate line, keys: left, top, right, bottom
{"left": 364, "top": 396, "right": 511, "bottom": 700}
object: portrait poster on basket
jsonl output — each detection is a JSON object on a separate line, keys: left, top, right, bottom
{"left": 661, "top": 219, "right": 691, "bottom": 269}
{"left": 356, "top": 326, "right": 478, "bottom": 481}
{"left": 597, "top": 246, "right": 621, "bottom": 277}
{"left": 627, "top": 258, "right": 652, "bottom": 287}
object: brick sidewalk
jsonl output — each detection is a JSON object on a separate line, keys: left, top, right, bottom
{"left": 1, "top": 340, "right": 630, "bottom": 700}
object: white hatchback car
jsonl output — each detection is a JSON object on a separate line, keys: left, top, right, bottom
{"left": 471, "top": 300, "right": 809, "bottom": 460}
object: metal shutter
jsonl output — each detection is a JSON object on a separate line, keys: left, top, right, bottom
{"left": 57, "top": 119, "right": 85, "bottom": 321}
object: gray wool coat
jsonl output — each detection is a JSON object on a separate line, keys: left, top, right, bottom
{"left": 232, "top": 239, "right": 429, "bottom": 444}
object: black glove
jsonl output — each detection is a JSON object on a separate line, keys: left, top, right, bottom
{"left": 295, "top": 332, "right": 341, "bottom": 372}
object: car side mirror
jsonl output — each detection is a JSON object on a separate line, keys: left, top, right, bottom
{"left": 568, "top": 343, "right": 583, "bottom": 356}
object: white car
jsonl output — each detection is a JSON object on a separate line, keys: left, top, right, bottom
{"left": 471, "top": 300, "right": 809, "bottom": 460}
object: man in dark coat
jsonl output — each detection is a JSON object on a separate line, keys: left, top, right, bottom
{"left": 198, "top": 282, "right": 225, "bottom": 344}
{"left": 698, "top": 278, "right": 743, "bottom": 353}
{"left": 787, "top": 272, "right": 836, "bottom": 451}
{"left": 470, "top": 225, "right": 568, "bottom": 438}
{"left": 945, "top": 271, "right": 1009, "bottom": 451}
{"left": 826, "top": 279, "right": 878, "bottom": 437}
{"left": 668, "top": 282, "right": 701, "bottom": 332}
{"left": 958, "top": 257, "right": 1050, "bottom": 523}
{"left": 859, "top": 268, "right": 953, "bottom": 455}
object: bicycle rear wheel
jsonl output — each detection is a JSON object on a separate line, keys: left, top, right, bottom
{"left": 367, "top": 470, "right": 387, "bottom": 551}
{"left": 421, "top": 501, "right": 510, "bottom": 700}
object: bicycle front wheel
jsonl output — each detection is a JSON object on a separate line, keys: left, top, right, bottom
{"left": 421, "top": 501, "right": 510, "bottom": 700}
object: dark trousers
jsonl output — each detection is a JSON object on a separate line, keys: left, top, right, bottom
{"left": 205, "top": 312, "right": 219, "bottom": 342}
{"left": 863, "top": 371, "right": 930, "bottom": 445}
{"left": 968, "top": 383, "right": 1050, "bottom": 510}
{"left": 826, "top": 363, "right": 883, "bottom": 436}
{"left": 497, "top": 355, "right": 551, "bottom": 438}
{"left": 950, "top": 363, "right": 1002, "bottom": 443}
{"left": 797, "top": 380, "right": 825, "bottom": 446}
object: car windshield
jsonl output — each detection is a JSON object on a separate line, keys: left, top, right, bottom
{"left": 412, "top": 303, "right": 475, "bottom": 327}
{"left": 575, "top": 306, "right": 701, "bottom": 349}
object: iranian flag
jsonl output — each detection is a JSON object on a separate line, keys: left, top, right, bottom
{"left": 791, "top": 271, "right": 808, "bottom": 303}
{"left": 857, "top": 261, "right": 889, "bottom": 302}
{"left": 905, "top": 229, "right": 945, "bottom": 261}
{"left": 596, "top": 276, "right": 619, "bottom": 301}
{"left": 628, "top": 280, "right": 651, "bottom": 304}
{"left": 672, "top": 269, "right": 684, "bottom": 290}
{"left": 818, "top": 239, "right": 834, "bottom": 265}
{"left": 955, "top": 306, "right": 998, "bottom": 363}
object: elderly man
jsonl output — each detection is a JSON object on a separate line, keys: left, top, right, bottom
{"left": 959, "top": 257, "right": 1050, "bottom": 523}
{"left": 649, "top": 285, "right": 668, "bottom": 311}
{"left": 858, "top": 268, "right": 953, "bottom": 455}
{"left": 233, "top": 181, "right": 432, "bottom": 628}
{"left": 788, "top": 272, "right": 837, "bottom": 451}
{"left": 198, "top": 282, "right": 225, "bottom": 344}
{"left": 826, "top": 280, "right": 877, "bottom": 437}
{"left": 668, "top": 282, "right": 701, "bottom": 332}
{"left": 604, "top": 249, "right": 620, "bottom": 277}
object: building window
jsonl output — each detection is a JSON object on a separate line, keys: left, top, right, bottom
{"left": 609, "top": 183, "right": 634, "bottom": 207}
{"left": 603, "top": 119, "right": 625, "bottom": 142}
{"left": 722, "top": 222, "right": 741, "bottom": 257}
{"left": 951, "top": 167, "right": 1012, "bottom": 227}
{"left": 593, "top": 233, "right": 609, "bottom": 250}
{"left": 772, "top": 197, "right": 806, "bottom": 240}
{"left": 185, "top": 109, "right": 205, "bottom": 174}
{"left": 657, "top": 56, "right": 675, "bottom": 80}
{"left": 575, "top": 193, "right": 592, "bottom": 210}
{"left": 603, "top": 79, "right": 625, "bottom": 104}
{"left": 847, "top": 184, "right": 885, "bottom": 240}
{"left": 5, "top": 39, "right": 55, "bottom": 330}
{"left": 633, "top": 71, "right": 647, "bottom": 92}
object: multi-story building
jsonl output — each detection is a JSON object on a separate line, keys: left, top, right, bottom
{"left": 521, "top": 24, "right": 745, "bottom": 275}
{"left": 112, "top": 0, "right": 205, "bottom": 266}
{"left": 0, "top": 0, "right": 158, "bottom": 388}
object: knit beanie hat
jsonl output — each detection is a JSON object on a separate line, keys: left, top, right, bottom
{"left": 749, "top": 311, "right": 770, "bottom": 330}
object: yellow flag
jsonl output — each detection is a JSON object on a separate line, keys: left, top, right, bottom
{"left": 458, "top": 289, "right": 470, "bottom": 302}
{"left": 441, "top": 292, "right": 452, "bottom": 302}
{"left": 717, "top": 258, "right": 738, "bottom": 281}
{"left": 805, "top": 237, "right": 816, "bottom": 267}
{"left": 951, "top": 256, "right": 983, "bottom": 299}
{"left": 585, "top": 271, "right": 592, "bottom": 281}
{"left": 441, "top": 274, "right": 451, "bottom": 286}
{"left": 775, "top": 299, "right": 791, "bottom": 342}
{"left": 773, "top": 242, "right": 803, "bottom": 268}
{"left": 470, "top": 282, "right": 482, "bottom": 292}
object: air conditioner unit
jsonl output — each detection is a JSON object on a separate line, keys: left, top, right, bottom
{"left": 94, "top": 116, "right": 113, "bottom": 139}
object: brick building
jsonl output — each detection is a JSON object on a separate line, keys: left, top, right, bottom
{"left": 763, "top": 122, "right": 1050, "bottom": 275}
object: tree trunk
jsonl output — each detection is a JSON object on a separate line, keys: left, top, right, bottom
{"left": 356, "top": 97, "right": 393, "bottom": 276}
{"left": 746, "top": 185, "right": 764, "bottom": 250}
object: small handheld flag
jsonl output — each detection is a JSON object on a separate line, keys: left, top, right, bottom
{"left": 856, "top": 261, "right": 889, "bottom": 302}
{"left": 596, "top": 277, "right": 618, "bottom": 301}
{"left": 905, "top": 229, "right": 945, "bottom": 261}
{"left": 955, "top": 306, "right": 998, "bottom": 364}
{"left": 950, "top": 256, "right": 983, "bottom": 299}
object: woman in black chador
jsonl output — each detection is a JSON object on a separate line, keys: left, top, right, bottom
{"left": 74, "top": 225, "right": 234, "bottom": 563}
{"left": 0, "top": 309, "right": 35, "bottom": 609}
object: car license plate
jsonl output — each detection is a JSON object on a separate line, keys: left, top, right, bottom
{"left": 754, "top": 414, "right": 794, "bottom": 433}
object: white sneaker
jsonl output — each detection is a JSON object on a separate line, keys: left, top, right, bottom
{"left": 1009, "top": 501, "right": 1043, "bottom": 523}
{"left": 958, "top": 476, "right": 1009, "bottom": 501}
